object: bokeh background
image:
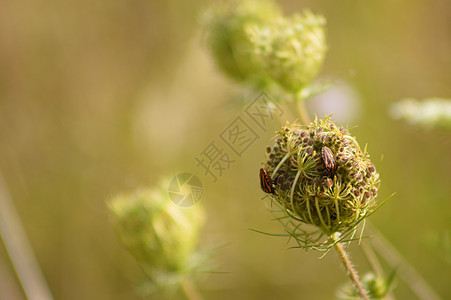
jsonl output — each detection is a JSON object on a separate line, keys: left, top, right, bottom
{"left": 0, "top": 0, "right": 450, "bottom": 299}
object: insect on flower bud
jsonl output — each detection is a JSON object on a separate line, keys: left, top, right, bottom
{"left": 261, "top": 116, "right": 380, "bottom": 240}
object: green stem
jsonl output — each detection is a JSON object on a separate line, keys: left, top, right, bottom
{"left": 367, "top": 224, "right": 441, "bottom": 300}
{"left": 294, "top": 90, "right": 367, "bottom": 299}
{"left": 295, "top": 94, "right": 310, "bottom": 124}
{"left": 361, "top": 241, "right": 396, "bottom": 300}
{"left": 0, "top": 173, "right": 54, "bottom": 300}
{"left": 181, "top": 279, "right": 202, "bottom": 300}
{"left": 361, "top": 241, "right": 383, "bottom": 278}
{"left": 332, "top": 233, "right": 370, "bottom": 300}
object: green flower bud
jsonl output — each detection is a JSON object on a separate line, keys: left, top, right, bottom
{"left": 203, "top": 0, "right": 282, "bottom": 86}
{"left": 337, "top": 272, "right": 395, "bottom": 299}
{"left": 108, "top": 183, "right": 205, "bottom": 291}
{"left": 262, "top": 117, "right": 380, "bottom": 241}
{"left": 251, "top": 10, "right": 327, "bottom": 94}
{"left": 390, "top": 97, "right": 451, "bottom": 131}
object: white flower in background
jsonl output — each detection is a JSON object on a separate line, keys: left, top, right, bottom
{"left": 390, "top": 98, "right": 451, "bottom": 131}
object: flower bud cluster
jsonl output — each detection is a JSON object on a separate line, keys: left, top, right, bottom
{"left": 108, "top": 183, "right": 205, "bottom": 290}
{"left": 263, "top": 116, "right": 380, "bottom": 235}
{"left": 250, "top": 10, "right": 327, "bottom": 93}
{"left": 337, "top": 272, "right": 394, "bottom": 299}
{"left": 203, "top": 0, "right": 281, "bottom": 86}
{"left": 204, "top": 0, "right": 326, "bottom": 94}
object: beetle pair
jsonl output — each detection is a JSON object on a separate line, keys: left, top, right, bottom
{"left": 260, "top": 146, "right": 337, "bottom": 194}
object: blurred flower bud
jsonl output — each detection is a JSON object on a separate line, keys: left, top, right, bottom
{"left": 337, "top": 272, "right": 395, "bottom": 299}
{"left": 202, "top": 0, "right": 282, "bottom": 87}
{"left": 390, "top": 97, "right": 451, "bottom": 131}
{"left": 108, "top": 183, "right": 205, "bottom": 291}
{"left": 251, "top": 10, "right": 327, "bottom": 94}
{"left": 262, "top": 116, "right": 380, "bottom": 245}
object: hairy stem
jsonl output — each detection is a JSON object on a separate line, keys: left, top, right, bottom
{"left": 294, "top": 88, "right": 368, "bottom": 299}
{"left": 332, "top": 233, "right": 370, "bottom": 300}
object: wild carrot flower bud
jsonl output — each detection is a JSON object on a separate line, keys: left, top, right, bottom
{"left": 337, "top": 272, "right": 395, "bottom": 299}
{"left": 390, "top": 97, "right": 451, "bottom": 131}
{"left": 108, "top": 183, "right": 205, "bottom": 291}
{"left": 202, "top": 0, "right": 281, "bottom": 87}
{"left": 250, "top": 10, "right": 327, "bottom": 94}
{"left": 261, "top": 116, "right": 380, "bottom": 248}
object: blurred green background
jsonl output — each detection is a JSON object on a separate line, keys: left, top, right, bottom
{"left": 0, "top": 0, "right": 450, "bottom": 299}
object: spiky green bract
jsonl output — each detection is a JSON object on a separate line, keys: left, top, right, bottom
{"left": 108, "top": 184, "right": 205, "bottom": 293}
{"left": 390, "top": 97, "right": 451, "bottom": 131}
{"left": 262, "top": 116, "right": 380, "bottom": 250}
{"left": 202, "top": 0, "right": 281, "bottom": 87}
{"left": 250, "top": 10, "right": 327, "bottom": 94}
{"left": 337, "top": 271, "right": 396, "bottom": 299}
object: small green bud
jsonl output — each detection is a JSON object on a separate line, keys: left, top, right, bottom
{"left": 251, "top": 11, "right": 327, "bottom": 93}
{"left": 337, "top": 272, "right": 395, "bottom": 299}
{"left": 262, "top": 117, "right": 380, "bottom": 240}
{"left": 390, "top": 97, "right": 451, "bottom": 131}
{"left": 202, "top": 0, "right": 282, "bottom": 86}
{"left": 108, "top": 183, "right": 205, "bottom": 291}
